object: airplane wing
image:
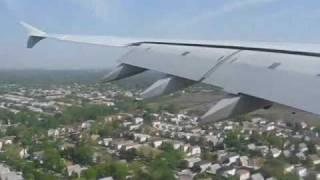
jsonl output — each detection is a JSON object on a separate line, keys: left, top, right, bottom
{"left": 21, "top": 22, "right": 320, "bottom": 123}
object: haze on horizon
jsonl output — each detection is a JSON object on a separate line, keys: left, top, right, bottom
{"left": 1, "top": 0, "right": 320, "bottom": 70}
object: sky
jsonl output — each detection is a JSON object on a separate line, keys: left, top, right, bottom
{"left": 1, "top": 0, "right": 320, "bottom": 69}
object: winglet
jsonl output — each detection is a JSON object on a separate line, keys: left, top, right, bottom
{"left": 20, "top": 22, "right": 47, "bottom": 48}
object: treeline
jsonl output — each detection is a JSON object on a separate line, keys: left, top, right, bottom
{"left": 0, "top": 69, "right": 104, "bottom": 86}
{"left": 0, "top": 69, "right": 165, "bottom": 89}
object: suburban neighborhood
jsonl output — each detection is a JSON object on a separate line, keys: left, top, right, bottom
{"left": 0, "top": 78, "right": 319, "bottom": 180}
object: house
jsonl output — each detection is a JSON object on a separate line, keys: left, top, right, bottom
{"left": 270, "top": 148, "right": 282, "bottom": 158}
{"left": 217, "top": 150, "right": 228, "bottom": 161}
{"left": 105, "top": 102, "right": 115, "bottom": 107}
{"left": 190, "top": 146, "right": 201, "bottom": 156}
{"left": 176, "top": 169, "right": 195, "bottom": 180}
{"left": 223, "top": 153, "right": 239, "bottom": 165}
{"left": 265, "top": 124, "right": 275, "bottom": 131}
{"left": 122, "top": 122, "right": 133, "bottom": 127}
{"left": 299, "top": 143, "right": 308, "bottom": 152}
{"left": 193, "top": 161, "right": 211, "bottom": 173}
{"left": 184, "top": 157, "right": 201, "bottom": 168}
{"left": 133, "top": 133, "right": 150, "bottom": 143}
{"left": 0, "top": 171, "right": 23, "bottom": 180}
{"left": 152, "top": 139, "right": 164, "bottom": 148}
{"left": 81, "top": 120, "right": 94, "bottom": 129}
{"left": 295, "top": 166, "right": 307, "bottom": 177}
{"left": 251, "top": 173, "right": 264, "bottom": 180}
{"left": 246, "top": 157, "right": 263, "bottom": 170}
{"left": 0, "top": 136, "right": 15, "bottom": 145}
{"left": 19, "top": 148, "right": 28, "bottom": 159}
{"left": 123, "top": 143, "right": 141, "bottom": 151}
{"left": 48, "top": 129, "right": 59, "bottom": 137}
{"left": 134, "top": 117, "right": 144, "bottom": 124}
{"left": 205, "top": 135, "right": 221, "bottom": 146}
{"left": 129, "top": 124, "right": 142, "bottom": 131}
{"left": 251, "top": 117, "right": 264, "bottom": 123}
{"left": 284, "top": 164, "right": 295, "bottom": 174}
{"left": 0, "top": 165, "right": 10, "bottom": 176}
{"left": 300, "top": 122, "right": 308, "bottom": 129}
{"left": 67, "top": 164, "right": 88, "bottom": 177}
{"left": 33, "top": 151, "right": 44, "bottom": 164}
{"left": 152, "top": 121, "right": 161, "bottom": 128}
{"left": 283, "top": 150, "right": 291, "bottom": 158}
{"left": 309, "top": 154, "right": 320, "bottom": 165}
{"left": 172, "top": 141, "right": 184, "bottom": 150}
{"left": 113, "top": 140, "right": 134, "bottom": 150}
{"left": 91, "top": 134, "right": 100, "bottom": 141}
{"left": 207, "top": 163, "right": 221, "bottom": 175}
{"left": 248, "top": 143, "right": 256, "bottom": 151}
{"left": 99, "top": 177, "right": 113, "bottom": 180}
{"left": 296, "top": 151, "right": 306, "bottom": 160}
{"left": 266, "top": 177, "right": 277, "bottom": 180}
{"left": 224, "top": 125, "right": 233, "bottom": 130}
{"left": 240, "top": 156, "right": 249, "bottom": 167}
{"left": 220, "top": 167, "right": 236, "bottom": 178}
{"left": 101, "top": 138, "right": 113, "bottom": 146}
{"left": 236, "top": 169, "right": 250, "bottom": 180}
{"left": 256, "top": 145, "right": 269, "bottom": 156}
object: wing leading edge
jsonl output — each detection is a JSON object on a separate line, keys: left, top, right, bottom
{"left": 21, "top": 22, "right": 320, "bottom": 122}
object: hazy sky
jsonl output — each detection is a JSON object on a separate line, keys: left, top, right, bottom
{"left": 1, "top": 0, "right": 320, "bottom": 69}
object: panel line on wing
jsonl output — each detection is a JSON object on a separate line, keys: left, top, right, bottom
{"left": 200, "top": 50, "right": 242, "bottom": 81}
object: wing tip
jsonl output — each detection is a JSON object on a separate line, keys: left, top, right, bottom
{"left": 20, "top": 21, "right": 47, "bottom": 48}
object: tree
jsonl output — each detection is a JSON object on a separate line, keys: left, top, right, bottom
{"left": 69, "top": 144, "right": 93, "bottom": 165}
{"left": 43, "top": 148, "right": 65, "bottom": 173}
{"left": 261, "top": 159, "right": 286, "bottom": 178}
{"left": 119, "top": 148, "right": 138, "bottom": 162}
{"left": 279, "top": 173, "right": 299, "bottom": 180}
{"left": 162, "top": 104, "right": 179, "bottom": 114}
{"left": 82, "top": 168, "right": 98, "bottom": 180}
{"left": 266, "top": 134, "right": 284, "bottom": 149}
{"left": 111, "top": 162, "right": 129, "bottom": 180}
{"left": 225, "top": 130, "right": 240, "bottom": 148}
{"left": 149, "top": 158, "right": 175, "bottom": 180}
{"left": 160, "top": 143, "right": 185, "bottom": 169}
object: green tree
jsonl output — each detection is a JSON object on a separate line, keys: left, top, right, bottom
{"left": 68, "top": 144, "right": 93, "bottom": 165}
{"left": 82, "top": 168, "right": 98, "bottom": 179}
{"left": 160, "top": 143, "right": 185, "bottom": 169}
{"left": 266, "top": 134, "right": 284, "bottom": 149}
{"left": 279, "top": 173, "right": 299, "bottom": 180}
{"left": 119, "top": 148, "right": 138, "bottom": 162}
{"left": 111, "top": 162, "right": 129, "bottom": 180}
{"left": 149, "top": 159, "right": 175, "bottom": 180}
{"left": 225, "top": 130, "right": 240, "bottom": 148}
{"left": 261, "top": 159, "right": 286, "bottom": 178}
{"left": 43, "top": 148, "right": 65, "bottom": 173}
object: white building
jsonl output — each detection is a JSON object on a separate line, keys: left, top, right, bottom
{"left": 67, "top": 164, "right": 88, "bottom": 177}
{"left": 270, "top": 148, "right": 282, "bottom": 158}
{"left": 251, "top": 173, "right": 264, "bottom": 180}
{"left": 295, "top": 166, "right": 307, "bottom": 178}
{"left": 236, "top": 169, "right": 250, "bottom": 180}
{"left": 134, "top": 117, "right": 144, "bottom": 124}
